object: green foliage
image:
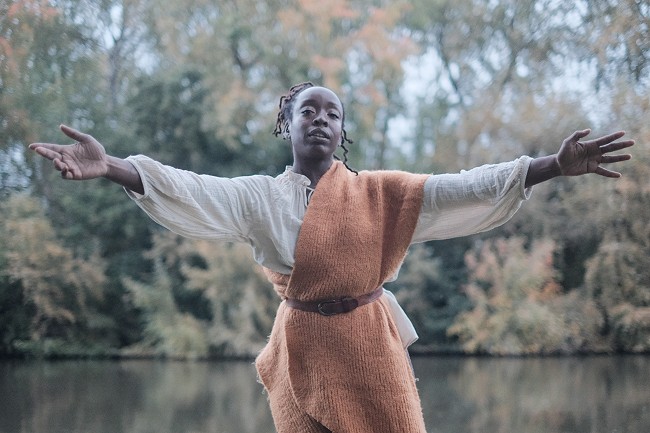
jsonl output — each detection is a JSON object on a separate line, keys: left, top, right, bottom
{"left": 0, "top": 194, "right": 116, "bottom": 355}
{"left": 121, "top": 232, "right": 277, "bottom": 359}
{"left": 1, "top": 0, "right": 649, "bottom": 358}
{"left": 582, "top": 87, "right": 650, "bottom": 353}
{"left": 583, "top": 184, "right": 650, "bottom": 352}
{"left": 0, "top": 266, "right": 30, "bottom": 354}
{"left": 583, "top": 0, "right": 650, "bottom": 85}
{"left": 122, "top": 259, "right": 210, "bottom": 360}
{"left": 180, "top": 237, "right": 278, "bottom": 357}
{"left": 386, "top": 243, "right": 471, "bottom": 353}
{"left": 128, "top": 70, "right": 292, "bottom": 176}
{"left": 448, "top": 237, "right": 605, "bottom": 355}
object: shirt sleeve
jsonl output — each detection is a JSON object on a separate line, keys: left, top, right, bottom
{"left": 124, "top": 155, "right": 258, "bottom": 242}
{"left": 412, "top": 156, "right": 533, "bottom": 242}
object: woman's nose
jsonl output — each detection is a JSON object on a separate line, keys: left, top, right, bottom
{"left": 313, "top": 111, "right": 328, "bottom": 126}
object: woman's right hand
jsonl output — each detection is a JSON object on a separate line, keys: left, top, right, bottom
{"left": 29, "top": 124, "right": 108, "bottom": 180}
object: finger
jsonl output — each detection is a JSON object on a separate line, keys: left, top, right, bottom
{"left": 568, "top": 128, "right": 591, "bottom": 142}
{"left": 601, "top": 154, "right": 632, "bottom": 164}
{"left": 29, "top": 142, "right": 63, "bottom": 151}
{"left": 29, "top": 144, "right": 63, "bottom": 161}
{"left": 600, "top": 139, "right": 635, "bottom": 153}
{"left": 60, "top": 124, "right": 91, "bottom": 142}
{"left": 55, "top": 161, "right": 76, "bottom": 180}
{"left": 54, "top": 158, "right": 68, "bottom": 172}
{"left": 594, "top": 166, "right": 621, "bottom": 178}
{"left": 62, "top": 169, "right": 75, "bottom": 180}
{"left": 585, "top": 131, "right": 627, "bottom": 146}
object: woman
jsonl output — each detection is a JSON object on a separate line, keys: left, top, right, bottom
{"left": 29, "top": 82, "right": 634, "bottom": 432}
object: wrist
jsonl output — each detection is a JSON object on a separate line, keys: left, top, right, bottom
{"left": 104, "top": 155, "right": 115, "bottom": 177}
{"left": 105, "top": 155, "right": 144, "bottom": 194}
{"left": 548, "top": 154, "right": 562, "bottom": 177}
{"left": 525, "top": 154, "right": 562, "bottom": 188}
{"left": 104, "top": 155, "right": 123, "bottom": 180}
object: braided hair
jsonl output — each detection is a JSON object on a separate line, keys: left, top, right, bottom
{"left": 273, "top": 82, "right": 357, "bottom": 174}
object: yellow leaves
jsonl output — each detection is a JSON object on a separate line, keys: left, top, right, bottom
{"left": 450, "top": 231, "right": 650, "bottom": 354}
{"left": 208, "top": 77, "right": 256, "bottom": 150}
{"left": 280, "top": 0, "right": 360, "bottom": 31}
{"left": 129, "top": 231, "right": 277, "bottom": 358}
{"left": 277, "top": 0, "right": 358, "bottom": 40}
{"left": 122, "top": 260, "right": 209, "bottom": 360}
{"left": 298, "top": 0, "right": 359, "bottom": 20}
{"left": 585, "top": 239, "right": 649, "bottom": 305}
{"left": 276, "top": 9, "right": 303, "bottom": 33}
{"left": 277, "top": 0, "right": 417, "bottom": 74}
{"left": 0, "top": 37, "right": 18, "bottom": 75}
{"left": 7, "top": 0, "right": 58, "bottom": 20}
{"left": 449, "top": 236, "right": 598, "bottom": 355}
{"left": 1, "top": 194, "right": 106, "bottom": 339}
{"left": 183, "top": 238, "right": 277, "bottom": 356}
{"left": 583, "top": 224, "right": 650, "bottom": 352}
{"left": 355, "top": 6, "right": 418, "bottom": 68}
{"left": 610, "top": 304, "right": 650, "bottom": 353}
{"left": 464, "top": 237, "right": 558, "bottom": 302}
{"left": 2, "top": 0, "right": 60, "bottom": 60}
{"left": 311, "top": 55, "right": 346, "bottom": 88}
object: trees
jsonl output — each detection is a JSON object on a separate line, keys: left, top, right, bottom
{"left": 0, "top": 195, "right": 111, "bottom": 355}
{"left": 1, "top": 0, "right": 648, "bottom": 358}
{"left": 447, "top": 237, "right": 605, "bottom": 355}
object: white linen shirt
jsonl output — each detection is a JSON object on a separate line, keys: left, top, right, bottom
{"left": 125, "top": 155, "right": 533, "bottom": 347}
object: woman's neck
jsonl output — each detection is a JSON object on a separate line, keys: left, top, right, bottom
{"left": 291, "top": 159, "right": 334, "bottom": 188}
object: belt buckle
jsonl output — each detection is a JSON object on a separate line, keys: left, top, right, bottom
{"left": 317, "top": 297, "right": 359, "bottom": 316}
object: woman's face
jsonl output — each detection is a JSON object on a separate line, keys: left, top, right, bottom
{"left": 288, "top": 86, "right": 343, "bottom": 164}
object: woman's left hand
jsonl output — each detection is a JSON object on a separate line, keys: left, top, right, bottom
{"left": 557, "top": 129, "right": 635, "bottom": 178}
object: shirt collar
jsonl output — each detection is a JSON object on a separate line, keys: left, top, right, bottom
{"left": 278, "top": 166, "right": 312, "bottom": 187}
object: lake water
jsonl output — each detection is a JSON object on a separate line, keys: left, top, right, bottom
{"left": 1, "top": 355, "right": 648, "bottom": 433}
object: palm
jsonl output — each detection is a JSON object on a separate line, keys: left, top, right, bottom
{"left": 557, "top": 129, "right": 634, "bottom": 178}
{"left": 29, "top": 125, "right": 108, "bottom": 180}
{"left": 60, "top": 140, "right": 107, "bottom": 179}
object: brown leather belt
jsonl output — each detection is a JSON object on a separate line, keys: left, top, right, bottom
{"left": 284, "top": 287, "right": 384, "bottom": 316}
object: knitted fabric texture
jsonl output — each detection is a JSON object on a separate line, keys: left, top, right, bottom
{"left": 256, "top": 161, "right": 429, "bottom": 432}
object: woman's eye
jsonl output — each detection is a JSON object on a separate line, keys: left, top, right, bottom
{"left": 328, "top": 113, "right": 340, "bottom": 119}
{"left": 301, "top": 109, "right": 314, "bottom": 116}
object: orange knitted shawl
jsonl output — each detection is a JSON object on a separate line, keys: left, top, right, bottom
{"left": 256, "top": 161, "right": 429, "bottom": 431}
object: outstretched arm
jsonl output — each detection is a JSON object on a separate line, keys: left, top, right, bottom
{"left": 525, "top": 129, "right": 635, "bottom": 188}
{"left": 29, "top": 124, "right": 144, "bottom": 194}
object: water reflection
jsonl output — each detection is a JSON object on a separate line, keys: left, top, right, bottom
{"left": 0, "top": 356, "right": 648, "bottom": 433}
{"left": 413, "top": 355, "right": 650, "bottom": 433}
{"left": 0, "top": 360, "right": 274, "bottom": 433}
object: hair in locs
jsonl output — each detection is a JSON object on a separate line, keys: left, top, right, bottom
{"left": 273, "top": 82, "right": 357, "bottom": 174}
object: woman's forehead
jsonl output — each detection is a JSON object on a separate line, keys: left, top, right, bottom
{"left": 295, "top": 86, "right": 343, "bottom": 109}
